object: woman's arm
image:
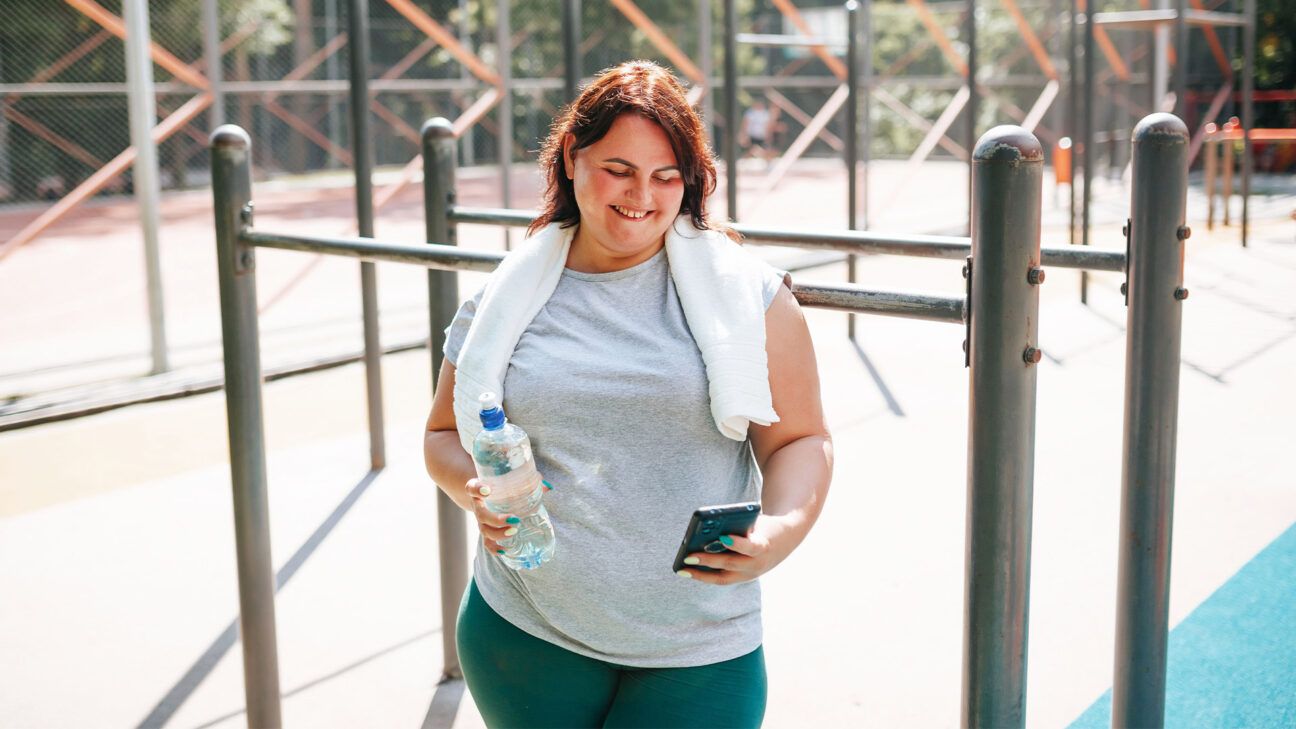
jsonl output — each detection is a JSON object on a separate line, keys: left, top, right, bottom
{"left": 425, "top": 359, "right": 517, "bottom": 552}
{"left": 677, "top": 284, "right": 834, "bottom": 584}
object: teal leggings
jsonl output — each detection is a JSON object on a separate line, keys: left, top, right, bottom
{"left": 456, "top": 579, "right": 767, "bottom": 728}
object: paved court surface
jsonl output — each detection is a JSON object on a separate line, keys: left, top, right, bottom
{"left": 2, "top": 159, "right": 1294, "bottom": 727}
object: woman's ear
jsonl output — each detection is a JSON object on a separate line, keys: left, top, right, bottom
{"left": 562, "top": 133, "right": 576, "bottom": 180}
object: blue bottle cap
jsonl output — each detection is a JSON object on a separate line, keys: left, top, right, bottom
{"left": 478, "top": 392, "right": 506, "bottom": 430}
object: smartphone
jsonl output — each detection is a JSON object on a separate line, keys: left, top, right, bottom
{"left": 672, "top": 502, "right": 762, "bottom": 573}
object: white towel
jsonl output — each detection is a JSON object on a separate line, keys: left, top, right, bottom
{"left": 453, "top": 214, "right": 780, "bottom": 453}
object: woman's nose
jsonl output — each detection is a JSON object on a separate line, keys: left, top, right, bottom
{"left": 625, "top": 176, "right": 651, "bottom": 204}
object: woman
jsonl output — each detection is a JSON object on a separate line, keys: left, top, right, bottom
{"left": 423, "top": 60, "right": 832, "bottom": 728}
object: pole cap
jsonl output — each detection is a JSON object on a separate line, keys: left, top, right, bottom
{"left": 209, "top": 124, "right": 250, "bottom": 150}
{"left": 973, "top": 126, "right": 1043, "bottom": 165}
{"left": 422, "top": 117, "right": 456, "bottom": 145}
{"left": 1133, "top": 113, "right": 1189, "bottom": 145}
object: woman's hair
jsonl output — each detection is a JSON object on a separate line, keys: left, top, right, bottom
{"left": 528, "top": 60, "right": 735, "bottom": 240}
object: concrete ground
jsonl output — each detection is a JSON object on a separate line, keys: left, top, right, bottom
{"left": 2, "top": 159, "right": 1294, "bottom": 727}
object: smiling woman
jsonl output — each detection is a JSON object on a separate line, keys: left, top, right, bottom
{"left": 423, "top": 60, "right": 833, "bottom": 729}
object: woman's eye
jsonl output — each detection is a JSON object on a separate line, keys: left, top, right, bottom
{"left": 653, "top": 176, "right": 680, "bottom": 184}
{"left": 607, "top": 169, "right": 632, "bottom": 177}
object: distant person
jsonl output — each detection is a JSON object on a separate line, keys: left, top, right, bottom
{"left": 423, "top": 61, "right": 832, "bottom": 728}
{"left": 741, "top": 98, "right": 775, "bottom": 162}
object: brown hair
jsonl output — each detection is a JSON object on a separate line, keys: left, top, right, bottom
{"left": 528, "top": 60, "right": 736, "bottom": 240}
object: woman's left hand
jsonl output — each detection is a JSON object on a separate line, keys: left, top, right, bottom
{"left": 676, "top": 515, "right": 792, "bottom": 585}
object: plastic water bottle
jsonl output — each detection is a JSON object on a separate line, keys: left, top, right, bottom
{"left": 472, "top": 392, "right": 555, "bottom": 570}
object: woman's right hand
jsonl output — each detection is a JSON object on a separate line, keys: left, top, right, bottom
{"left": 466, "top": 477, "right": 519, "bottom": 555}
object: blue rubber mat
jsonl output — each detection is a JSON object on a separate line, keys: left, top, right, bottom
{"left": 1070, "top": 521, "right": 1296, "bottom": 728}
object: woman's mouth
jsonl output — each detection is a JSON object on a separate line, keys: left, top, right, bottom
{"left": 610, "top": 204, "right": 652, "bottom": 220}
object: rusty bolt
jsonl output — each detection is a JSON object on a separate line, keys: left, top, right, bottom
{"left": 1027, "top": 267, "right": 1046, "bottom": 285}
{"left": 240, "top": 202, "right": 254, "bottom": 226}
{"left": 1177, "top": 225, "right": 1192, "bottom": 240}
{"left": 961, "top": 264, "right": 969, "bottom": 279}
{"left": 1120, "top": 282, "right": 1128, "bottom": 296}
{"left": 1174, "top": 287, "right": 1189, "bottom": 300}
{"left": 1122, "top": 221, "right": 1130, "bottom": 237}
{"left": 239, "top": 250, "right": 254, "bottom": 268}
{"left": 1023, "top": 346, "right": 1043, "bottom": 364}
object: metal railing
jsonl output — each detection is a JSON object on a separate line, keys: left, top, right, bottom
{"left": 209, "top": 113, "right": 1188, "bottom": 729}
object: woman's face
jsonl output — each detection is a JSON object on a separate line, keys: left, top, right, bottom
{"left": 563, "top": 113, "right": 685, "bottom": 273}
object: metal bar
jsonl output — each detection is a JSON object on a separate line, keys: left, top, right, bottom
{"left": 202, "top": 0, "right": 225, "bottom": 123}
{"left": 1240, "top": 0, "right": 1253, "bottom": 247}
{"left": 497, "top": 0, "right": 512, "bottom": 250}
{"left": 764, "top": 90, "right": 844, "bottom": 150}
{"left": 862, "top": 0, "right": 873, "bottom": 234}
{"left": 63, "top": 0, "right": 211, "bottom": 89}
{"left": 967, "top": 0, "right": 977, "bottom": 233}
{"left": 1173, "top": 0, "right": 1188, "bottom": 118}
{"left": 724, "top": 0, "right": 738, "bottom": 220}
{"left": 447, "top": 206, "right": 1128, "bottom": 272}
{"left": 349, "top": 0, "right": 386, "bottom": 470}
{"left": 1082, "top": 0, "right": 1094, "bottom": 303}
{"left": 700, "top": 0, "right": 714, "bottom": 146}
{"left": 243, "top": 228, "right": 966, "bottom": 322}
{"left": 770, "top": 0, "right": 849, "bottom": 79}
{"left": 242, "top": 230, "right": 502, "bottom": 271}
{"left": 962, "top": 125, "right": 1043, "bottom": 728}
{"left": 905, "top": 0, "right": 969, "bottom": 76}
{"left": 1068, "top": 0, "right": 1078, "bottom": 255}
{"left": 847, "top": 0, "right": 860, "bottom": 340}
{"left": 563, "top": 0, "right": 581, "bottom": 102}
{"left": 1000, "top": 0, "right": 1060, "bottom": 80}
{"left": 124, "top": 0, "right": 169, "bottom": 375}
{"left": 209, "top": 125, "right": 283, "bottom": 729}
{"left": 422, "top": 118, "right": 470, "bottom": 681}
{"left": 1111, "top": 113, "right": 1188, "bottom": 729}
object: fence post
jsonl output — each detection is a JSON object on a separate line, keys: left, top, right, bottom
{"left": 210, "top": 125, "right": 283, "bottom": 729}
{"left": 1111, "top": 112, "right": 1188, "bottom": 729}
{"left": 423, "top": 117, "right": 470, "bottom": 681}
{"left": 963, "top": 125, "right": 1043, "bottom": 728}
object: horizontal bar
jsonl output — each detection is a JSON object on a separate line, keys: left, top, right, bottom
{"left": 791, "top": 283, "right": 965, "bottom": 323}
{"left": 242, "top": 228, "right": 963, "bottom": 321}
{"left": 241, "top": 229, "right": 502, "bottom": 272}
{"left": 448, "top": 207, "right": 1126, "bottom": 272}
{"left": 1092, "top": 9, "right": 1248, "bottom": 28}
{"left": 736, "top": 33, "right": 846, "bottom": 49}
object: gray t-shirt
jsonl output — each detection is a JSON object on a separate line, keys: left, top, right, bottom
{"left": 445, "top": 246, "right": 786, "bottom": 667}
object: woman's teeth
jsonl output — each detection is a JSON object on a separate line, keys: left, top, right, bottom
{"left": 612, "top": 205, "right": 648, "bottom": 219}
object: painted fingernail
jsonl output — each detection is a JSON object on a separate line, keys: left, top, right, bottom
{"left": 676, "top": 570, "right": 692, "bottom": 578}
{"left": 504, "top": 527, "right": 518, "bottom": 537}
{"left": 542, "top": 480, "right": 553, "bottom": 491}
{"left": 719, "top": 535, "right": 734, "bottom": 546}
{"left": 506, "top": 516, "right": 521, "bottom": 525}
{"left": 496, "top": 549, "right": 505, "bottom": 555}
{"left": 684, "top": 556, "right": 701, "bottom": 565}
{"left": 478, "top": 485, "right": 492, "bottom": 496}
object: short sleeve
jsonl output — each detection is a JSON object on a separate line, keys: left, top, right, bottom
{"left": 761, "top": 263, "right": 792, "bottom": 310}
{"left": 443, "top": 287, "right": 485, "bottom": 367}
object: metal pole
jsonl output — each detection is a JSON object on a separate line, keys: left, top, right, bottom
{"left": 1241, "top": 0, "right": 1254, "bottom": 247}
{"left": 423, "top": 118, "right": 470, "bottom": 681}
{"left": 1173, "top": 0, "right": 1187, "bottom": 120}
{"left": 1111, "top": 112, "right": 1188, "bottom": 729}
{"left": 966, "top": 0, "right": 977, "bottom": 236}
{"left": 210, "top": 125, "right": 283, "bottom": 729}
{"left": 123, "top": 0, "right": 169, "bottom": 375}
{"left": 846, "top": 1, "right": 859, "bottom": 340}
{"left": 1067, "top": 0, "right": 1077, "bottom": 252}
{"left": 201, "top": 0, "right": 225, "bottom": 125}
{"left": 862, "top": 0, "right": 872, "bottom": 233}
{"left": 1081, "top": 1, "right": 1093, "bottom": 304}
{"left": 563, "top": 0, "right": 581, "bottom": 104}
{"left": 700, "top": 0, "right": 715, "bottom": 150}
{"left": 498, "top": 0, "right": 513, "bottom": 250}
{"left": 326, "top": 0, "right": 343, "bottom": 169}
{"left": 724, "top": 0, "right": 738, "bottom": 221}
{"left": 962, "top": 125, "right": 1043, "bottom": 729}
{"left": 1153, "top": 0, "right": 1170, "bottom": 108}
{"left": 347, "top": 0, "right": 386, "bottom": 470}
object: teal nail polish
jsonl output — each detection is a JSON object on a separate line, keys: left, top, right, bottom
{"left": 542, "top": 480, "right": 553, "bottom": 491}
{"left": 506, "top": 516, "right": 521, "bottom": 525}
{"left": 719, "top": 535, "right": 734, "bottom": 546}
{"left": 496, "top": 549, "right": 505, "bottom": 555}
